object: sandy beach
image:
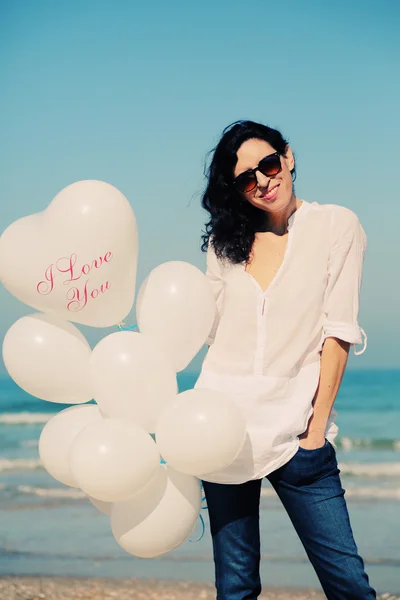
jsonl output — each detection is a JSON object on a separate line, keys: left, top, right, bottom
{"left": 0, "top": 577, "right": 399, "bottom": 600}
{"left": 0, "top": 577, "right": 326, "bottom": 599}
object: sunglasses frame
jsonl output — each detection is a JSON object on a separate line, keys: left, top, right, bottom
{"left": 233, "top": 151, "right": 282, "bottom": 193}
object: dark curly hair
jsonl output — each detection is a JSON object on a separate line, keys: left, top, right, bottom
{"left": 200, "top": 120, "right": 296, "bottom": 264}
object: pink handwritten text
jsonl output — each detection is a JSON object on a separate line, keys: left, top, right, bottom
{"left": 36, "top": 251, "right": 113, "bottom": 312}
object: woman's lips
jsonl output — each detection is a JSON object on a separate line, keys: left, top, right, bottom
{"left": 259, "top": 185, "right": 279, "bottom": 201}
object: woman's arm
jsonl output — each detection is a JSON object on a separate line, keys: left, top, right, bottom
{"left": 299, "top": 207, "right": 368, "bottom": 450}
{"left": 299, "top": 337, "right": 349, "bottom": 449}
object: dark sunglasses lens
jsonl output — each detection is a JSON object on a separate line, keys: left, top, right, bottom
{"left": 236, "top": 173, "right": 256, "bottom": 192}
{"left": 259, "top": 154, "right": 281, "bottom": 177}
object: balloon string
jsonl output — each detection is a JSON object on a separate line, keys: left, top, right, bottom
{"left": 117, "top": 321, "right": 138, "bottom": 331}
{"left": 189, "top": 512, "right": 205, "bottom": 543}
{"left": 189, "top": 487, "right": 208, "bottom": 543}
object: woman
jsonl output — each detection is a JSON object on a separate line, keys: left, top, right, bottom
{"left": 195, "top": 120, "right": 376, "bottom": 599}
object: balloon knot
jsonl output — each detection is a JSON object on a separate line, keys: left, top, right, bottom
{"left": 117, "top": 322, "right": 138, "bottom": 331}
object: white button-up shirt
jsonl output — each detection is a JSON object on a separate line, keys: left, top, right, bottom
{"left": 195, "top": 199, "right": 367, "bottom": 484}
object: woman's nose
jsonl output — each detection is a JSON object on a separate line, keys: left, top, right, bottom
{"left": 255, "top": 170, "right": 270, "bottom": 188}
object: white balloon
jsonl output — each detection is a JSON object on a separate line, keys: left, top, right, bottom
{"left": 39, "top": 404, "right": 101, "bottom": 487}
{"left": 0, "top": 180, "right": 138, "bottom": 327}
{"left": 136, "top": 261, "right": 216, "bottom": 372}
{"left": 87, "top": 495, "right": 113, "bottom": 516}
{"left": 156, "top": 389, "right": 247, "bottom": 476}
{"left": 111, "top": 465, "right": 201, "bottom": 558}
{"left": 2, "top": 313, "right": 92, "bottom": 403}
{"left": 90, "top": 331, "right": 178, "bottom": 433}
{"left": 69, "top": 418, "right": 161, "bottom": 502}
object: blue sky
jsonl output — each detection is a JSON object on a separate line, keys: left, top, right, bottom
{"left": 0, "top": 0, "right": 399, "bottom": 372}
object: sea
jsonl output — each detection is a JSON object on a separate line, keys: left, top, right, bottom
{"left": 0, "top": 369, "right": 399, "bottom": 593}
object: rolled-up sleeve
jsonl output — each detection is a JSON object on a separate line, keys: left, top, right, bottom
{"left": 322, "top": 207, "right": 368, "bottom": 356}
{"left": 205, "top": 241, "right": 225, "bottom": 346}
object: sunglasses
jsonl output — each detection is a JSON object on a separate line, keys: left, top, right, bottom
{"left": 233, "top": 151, "right": 282, "bottom": 193}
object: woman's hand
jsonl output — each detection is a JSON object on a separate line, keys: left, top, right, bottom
{"left": 298, "top": 430, "right": 326, "bottom": 450}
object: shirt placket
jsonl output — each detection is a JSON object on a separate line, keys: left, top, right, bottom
{"left": 254, "top": 294, "right": 268, "bottom": 375}
{"left": 251, "top": 220, "right": 297, "bottom": 376}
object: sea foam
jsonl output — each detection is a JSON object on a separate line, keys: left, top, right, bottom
{"left": 0, "top": 458, "right": 43, "bottom": 472}
{"left": 261, "top": 486, "right": 400, "bottom": 500}
{"left": 339, "top": 462, "right": 400, "bottom": 477}
{"left": 0, "top": 412, "right": 53, "bottom": 425}
{"left": 17, "top": 485, "right": 85, "bottom": 499}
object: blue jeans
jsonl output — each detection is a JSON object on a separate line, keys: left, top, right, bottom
{"left": 202, "top": 439, "right": 376, "bottom": 600}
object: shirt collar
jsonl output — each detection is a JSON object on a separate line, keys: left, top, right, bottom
{"left": 288, "top": 199, "right": 311, "bottom": 229}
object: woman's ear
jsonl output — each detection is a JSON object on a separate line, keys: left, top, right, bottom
{"left": 283, "top": 145, "right": 295, "bottom": 172}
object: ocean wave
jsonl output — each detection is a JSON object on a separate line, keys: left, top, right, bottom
{"left": 0, "top": 458, "right": 43, "bottom": 472}
{"left": 17, "top": 485, "right": 85, "bottom": 499}
{"left": 7, "top": 481, "right": 400, "bottom": 503}
{"left": 339, "top": 462, "right": 400, "bottom": 477}
{"left": 21, "top": 439, "right": 39, "bottom": 447}
{"left": 261, "top": 486, "right": 400, "bottom": 500}
{"left": 337, "top": 436, "right": 400, "bottom": 451}
{"left": 16, "top": 484, "right": 400, "bottom": 502}
{"left": 1, "top": 413, "right": 400, "bottom": 451}
{"left": 0, "top": 412, "right": 54, "bottom": 425}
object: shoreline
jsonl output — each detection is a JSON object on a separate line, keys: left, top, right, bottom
{"left": 0, "top": 576, "right": 330, "bottom": 599}
{"left": 0, "top": 576, "right": 398, "bottom": 600}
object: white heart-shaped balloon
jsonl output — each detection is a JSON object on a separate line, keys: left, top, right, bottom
{"left": 0, "top": 180, "right": 138, "bottom": 327}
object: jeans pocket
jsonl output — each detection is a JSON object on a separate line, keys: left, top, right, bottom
{"left": 278, "top": 438, "right": 335, "bottom": 486}
{"left": 297, "top": 438, "right": 330, "bottom": 453}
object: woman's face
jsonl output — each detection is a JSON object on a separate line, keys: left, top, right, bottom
{"left": 233, "top": 138, "right": 295, "bottom": 214}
